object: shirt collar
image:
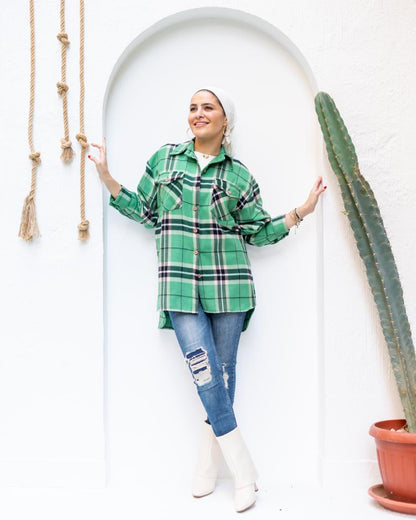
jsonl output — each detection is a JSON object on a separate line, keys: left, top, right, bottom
{"left": 169, "top": 140, "right": 234, "bottom": 167}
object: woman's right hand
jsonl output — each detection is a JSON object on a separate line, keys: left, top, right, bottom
{"left": 88, "top": 137, "right": 110, "bottom": 180}
{"left": 88, "top": 137, "right": 122, "bottom": 198}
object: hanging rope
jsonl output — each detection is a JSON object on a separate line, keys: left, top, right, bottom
{"left": 57, "top": 0, "right": 74, "bottom": 162}
{"left": 76, "top": 0, "right": 89, "bottom": 240}
{"left": 19, "top": 0, "right": 41, "bottom": 241}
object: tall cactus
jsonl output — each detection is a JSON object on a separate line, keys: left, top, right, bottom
{"left": 314, "top": 91, "right": 416, "bottom": 432}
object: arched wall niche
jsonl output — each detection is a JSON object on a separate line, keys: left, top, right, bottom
{"left": 103, "top": 6, "right": 324, "bottom": 494}
{"left": 104, "top": 7, "right": 319, "bottom": 103}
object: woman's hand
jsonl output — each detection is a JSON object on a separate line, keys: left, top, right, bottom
{"left": 299, "top": 176, "right": 327, "bottom": 218}
{"left": 88, "top": 137, "right": 122, "bottom": 199}
{"left": 88, "top": 137, "right": 110, "bottom": 180}
{"left": 285, "top": 177, "right": 326, "bottom": 229}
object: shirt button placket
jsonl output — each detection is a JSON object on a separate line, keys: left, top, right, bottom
{"left": 193, "top": 171, "right": 201, "bottom": 288}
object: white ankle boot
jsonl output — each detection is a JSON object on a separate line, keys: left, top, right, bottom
{"left": 216, "top": 427, "right": 258, "bottom": 513}
{"left": 192, "top": 421, "right": 222, "bottom": 498}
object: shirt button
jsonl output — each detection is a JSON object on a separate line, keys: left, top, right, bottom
{"left": 194, "top": 249, "right": 199, "bottom": 255}
{"left": 197, "top": 273, "right": 202, "bottom": 279}
{"left": 193, "top": 228, "right": 198, "bottom": 234}
{"left": 227, "top": 190, "right": 232, "bottom": 195}
{"left": 193, "top": 205, "right": 198, "bottom": 211}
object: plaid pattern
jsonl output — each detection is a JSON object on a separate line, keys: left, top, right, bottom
{"left": 109, "top": 140, "right": 289, "bottom": 330}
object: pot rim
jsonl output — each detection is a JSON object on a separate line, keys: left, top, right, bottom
{"left": 369, "top": 419, "right": 416, "bottom": 444}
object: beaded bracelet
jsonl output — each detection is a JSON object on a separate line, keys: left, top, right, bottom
{"left": 294, "top": 208, "right": 303, "bottom": 223}
{"left": 289, "top": 208, "right": 303, "bottom": 227}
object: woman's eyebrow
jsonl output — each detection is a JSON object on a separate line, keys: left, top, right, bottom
{"left": 190, "top": 103, "right": 215, "bottom": 107}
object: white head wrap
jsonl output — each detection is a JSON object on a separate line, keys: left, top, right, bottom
{"left": 194, "top": 86, "right": 235, "bottom": 155}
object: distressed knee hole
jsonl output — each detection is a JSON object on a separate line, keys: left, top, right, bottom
{"left": 185, "top": 347, "right": 212, "bottom": 386}
{"left": 222, "top": 363, "right": 229, "bottom": 389}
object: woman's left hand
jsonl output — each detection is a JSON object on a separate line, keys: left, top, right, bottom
{"left": 299, "top": 176, "right": 326, "bottom": 218}
{"left": 285, "top": 176, "right": 326, "bottom": 229}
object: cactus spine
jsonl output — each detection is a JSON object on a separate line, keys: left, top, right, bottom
{"left": 315, "top": 91, "right": 416, "bottom": 432}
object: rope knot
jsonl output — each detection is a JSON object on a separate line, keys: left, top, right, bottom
{"left": 76, "top": 133, "right": 89, "bottom": 149}
{"left": 78, "top": 220, "right": 90, "bottom": 232}
{"left": 78, "top": 220, "right": 90, "bottom": 241}
{"left": 57, "top": 32, "right": 70, "bottom": 46}
{"left": 57, "top": 81, "right": 69, "bottom": 95}
{"left": 60, "top": 138, "right": 75, "bottom": 162}
{"left": 29, "top": 151, "right": 41, "bottom": 165}
{"left": 60, "top": 138, "right": 72, "bottom": 150}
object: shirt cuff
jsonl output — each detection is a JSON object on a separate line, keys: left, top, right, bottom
{"left": 109, "top": 185, "right": 133, "bottom": 210}
{"left": 271, "top": 215, "right": 289, "bottom": 236}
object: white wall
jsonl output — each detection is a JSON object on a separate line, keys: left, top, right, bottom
{"left": 1, "top": 0, "right": 416, "bottom": 499}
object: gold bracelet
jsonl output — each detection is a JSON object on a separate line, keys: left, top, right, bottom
{"left": 289, "top": 208, "right": 302, "bottom": 227}
{"left": 294, "top": 208, "right": 303, "bottom": 222}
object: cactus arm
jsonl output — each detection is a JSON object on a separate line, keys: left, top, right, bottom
{"left": 315, "top": 92, "right": 416, "bottom": 432}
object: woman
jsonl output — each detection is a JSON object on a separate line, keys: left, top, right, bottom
{"left": 89, "top": 87, "right": 325, "bottom": 512}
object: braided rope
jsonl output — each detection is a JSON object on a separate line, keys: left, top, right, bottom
{"left": 19, "top": 0, "right": 41, "bottom": 241}
{"left": 57, "top": 0, "right": 74, "bottom": 161}
{"left": 77, "top": 0, "right": 89, "bottom": 240}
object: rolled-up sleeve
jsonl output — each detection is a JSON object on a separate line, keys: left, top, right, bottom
{"left": 109, "top": 161, "right": 158, "bottom": 229}
{"left": 234, "top": 180, "right": 289, "bottom": 247}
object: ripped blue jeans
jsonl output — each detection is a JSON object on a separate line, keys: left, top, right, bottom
{"left": 168, "top": 300, "right": 246, "bottom": 437}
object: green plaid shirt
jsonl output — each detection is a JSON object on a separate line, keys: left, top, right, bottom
{"left": 109, "top": 140, "right": 289, "bottom": 330}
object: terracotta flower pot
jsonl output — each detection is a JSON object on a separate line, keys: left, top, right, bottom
{"left": 369, "top": 419, "right": 416, "bottom": 504}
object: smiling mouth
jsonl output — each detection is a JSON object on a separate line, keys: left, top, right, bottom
{"left": 194, "top": 121, "right": 208, "bottom": 127}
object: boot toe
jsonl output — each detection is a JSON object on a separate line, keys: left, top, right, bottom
{"left": 234, "top": 484, "right": 257, "bottom": 512}
{"left": 192, "top": 476, "right": 216, "bottom": 498}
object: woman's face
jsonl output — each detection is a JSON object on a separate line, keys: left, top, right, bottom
{"left": 188, "top": 90, "right": 227, "bottom": 145}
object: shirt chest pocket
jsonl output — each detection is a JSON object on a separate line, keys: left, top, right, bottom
{"left": 210, "top": 178, "right": 242, "bottom": 228}
{"left": 158, "top": 171, "right": 185, "bottom": 212}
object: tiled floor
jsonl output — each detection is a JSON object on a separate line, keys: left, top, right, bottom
{"left": 0, "top": 480, "right": 411, "bottom": 520}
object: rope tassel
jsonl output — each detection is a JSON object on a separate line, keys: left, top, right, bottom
{"left": 60, "top": 136, "right": 74, "bottom": 161}
{"left": 19, "top": 152, "right": 41, "bottom": 241}
{"left": 19, "top": 192, "right": 40, "bottom": 242}
{"left": 77, "top": 220, "right": 90, "bottom": 240}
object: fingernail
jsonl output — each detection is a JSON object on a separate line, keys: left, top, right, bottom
{"left": 324, "top": 186, "right": 327, "bottom": 189}
{"left": 87, "top": 155, "right": 91, "bottom": 159}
